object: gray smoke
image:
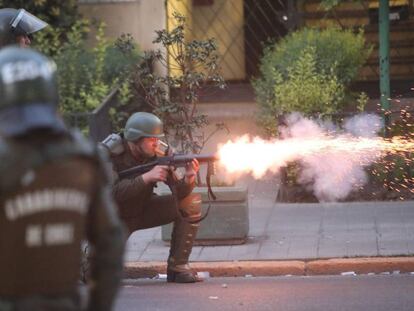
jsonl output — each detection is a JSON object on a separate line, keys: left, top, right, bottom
{"left": 283, "top": 113, "right": 383, "bottom": 202}
{"left": 344, "top": 113, "right": 383, "bottom": 138}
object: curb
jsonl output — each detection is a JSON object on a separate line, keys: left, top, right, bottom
{"left": 124, "top": 257, "right": 414, "bottom": 279}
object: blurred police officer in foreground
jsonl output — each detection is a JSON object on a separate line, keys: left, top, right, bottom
{"left": 0, "top": 8, "right": 48, "bottom": 48}
{"left": 0, "top": 47, "right": 125, "bottom": 311}
{"left": 102, "top": 112, "right": 202, "bottom": 283}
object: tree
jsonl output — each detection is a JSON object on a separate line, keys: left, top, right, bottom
{"left": 132, "top": 12, "right": 226, "bottom": 155}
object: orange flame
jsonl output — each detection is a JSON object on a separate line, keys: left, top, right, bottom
{"left": 217, "top": 135, "right": 414, "bottom": 178}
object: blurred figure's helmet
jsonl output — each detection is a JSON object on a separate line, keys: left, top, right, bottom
{"left": 124, "top": 112, "right": 164, "bottom": 142}
{"left": 0, "top": 8, "right": 48, "bottom": 47}
{"left": 0, "top": 47, "right": 65, "bottom": 137}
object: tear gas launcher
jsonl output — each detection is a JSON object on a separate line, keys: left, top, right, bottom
{"left": 118, "top": 153, "right": 220, "bottom": 200}
{"left": 118, "top": 154, "right": 218, "bottom": 178}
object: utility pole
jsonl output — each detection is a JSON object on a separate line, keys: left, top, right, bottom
{"left": 379, "top": 0, "right": 391, "bottom": 136}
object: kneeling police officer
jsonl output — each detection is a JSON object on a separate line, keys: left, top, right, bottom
{"left": 0, "top": 47, "right": 125, "bottom": 311}
{"left": 102, "top": 112, "right": 202, "bottom": 283}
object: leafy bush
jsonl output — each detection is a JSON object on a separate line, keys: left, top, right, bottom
{"left": 39, "top": 21, "right": 141, "bottom": 116}
{"left": 254, "top": 27, "right": 371, "bottom": 136}
{"left": 259, "top": 27, "right": 370, "bottom": 86}
{"left": 258, "top": 47, "right": 345, "bottom": 135}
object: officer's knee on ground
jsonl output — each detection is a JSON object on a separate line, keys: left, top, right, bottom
{"left": 178, "top": 193, "right": 202, "bottom": 222}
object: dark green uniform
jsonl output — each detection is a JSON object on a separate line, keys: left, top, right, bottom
{"left": 103, "top": 129, "right": 202, "bottom": 283}
{"left": 0, "top": 131, "right": 125, "bottom": 311}
{"left": 109, "top": 138, "right": 199, "bottom": 229}
{"left": 0, "top": 47, "right": 125, "bottom": 311}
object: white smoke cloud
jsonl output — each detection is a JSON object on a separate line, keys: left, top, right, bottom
{"left": 280, "top": 113, "right": 324, "bottom": 139}
{"left": 344, "top": 113, "right": 383, "bottom": 138}
{"left": 285, "top": 113, "right": 383, "bottom": 202}
{"left": 217, "top": 113, "right": 387, "bottom": 202}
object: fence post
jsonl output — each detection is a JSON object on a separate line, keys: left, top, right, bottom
{"left": 88, "top": 88, "right": 119, "bottom": 142}
{"left": 379, "top": 0, "right": 391, "bottom": 137}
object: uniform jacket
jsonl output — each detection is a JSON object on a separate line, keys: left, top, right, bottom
{"left": 0, "top": 130, "right": 124, "bottom": 311}
{"left": 108, "top": 138, "right": 194, "bottom": 214}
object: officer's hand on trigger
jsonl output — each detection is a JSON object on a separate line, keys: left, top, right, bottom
{"left": 142, "top": 165, "right": 169, "bottom": 184}
{"left": 184, "top": 159, "right": 199, "bottom": 184}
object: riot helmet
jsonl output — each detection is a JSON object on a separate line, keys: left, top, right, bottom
{"left": 124, "top": 112, "right": 164, "bottom": 142}
{"left": 0, "top": 47, "right": 65, "bottom": 137}
{"left": 0, "top": 8, "right": 48, "bottom": 47}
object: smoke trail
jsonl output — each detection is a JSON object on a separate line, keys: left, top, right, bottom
{"left": 218, "top": 113, "right": 389, "bottom": 202}
{"left": 280, "top": 113, "right": 383, "bottom": 202}
{"left": 343, "top": 113, "right": 383, "bottom": 138}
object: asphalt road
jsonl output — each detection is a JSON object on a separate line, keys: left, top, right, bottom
{"left": 114, "top": 274, "right": 414, "bottom": 311}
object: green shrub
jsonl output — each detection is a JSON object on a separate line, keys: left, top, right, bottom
{"left": 254, "top": 27, "right": 371, "bottom": 136}
{"left": 39, "top": 21, "right": 141, "bottom": 115}
{"left": 259, "top": 47, "right": 345, "bottom": 135}
{"left": 258, "top": 27, "right": 370, "bottom": 86}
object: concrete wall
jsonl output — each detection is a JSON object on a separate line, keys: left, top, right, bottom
{"left": 79, "top": 0, "right": 246, "bottom": 80}
{"left": 197, "top": 102, "right": 262, "bottom": 153}
{"left": 78, "top": 0, "right": 165, "bottom": 51}
{"left": 79, "top": 0, "right": 166, "bottom": 75}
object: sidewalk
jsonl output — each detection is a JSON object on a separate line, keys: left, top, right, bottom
{"left": 123, "top": 175, "right": 414, "bottom": 277}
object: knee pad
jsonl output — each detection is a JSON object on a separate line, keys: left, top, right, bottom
{"left": 178, "top": 193, "right": 202, "bottom": 221}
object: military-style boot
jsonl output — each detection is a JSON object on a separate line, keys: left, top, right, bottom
{"left": 167, "top": 218, "right": 201, "bottom": 283}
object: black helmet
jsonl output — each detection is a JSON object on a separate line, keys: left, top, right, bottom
{"left": 0, "top": 8, "right": 48, "bottom": 47}
{"left": 124, "top": 112, "right": 164, "bottom": 142}
{"left": 0, "top": 47, "right": 65, "bottom": 137}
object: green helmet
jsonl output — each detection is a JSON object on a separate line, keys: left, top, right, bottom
{"left": 0, "top": 47, "right": 65, "bottom": 137}
{"left": 124, "top": 112, "right": 164, "bottom": 142}
{"left": 0, "top": 8, "right": 48, "bottom": 47}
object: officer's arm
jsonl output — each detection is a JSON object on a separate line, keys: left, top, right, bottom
{"left": 169, "top": 159, "right": 198, "bottom": 199}
{"left": 99, "top": 140, "right": 151, "bottom": 204}
{"left": 87, "top": 160, "right": 126, "bottom": 311}
{"left": 111, "top": 167, "right": 151, "bottom": 204}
